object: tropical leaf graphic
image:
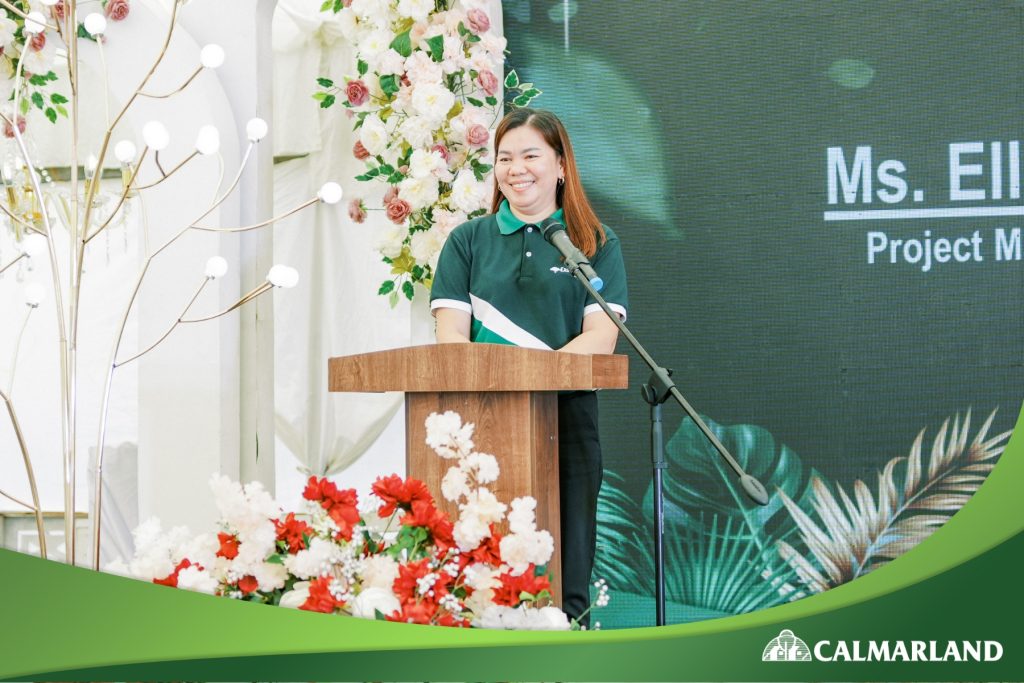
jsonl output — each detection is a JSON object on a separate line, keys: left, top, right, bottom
{"left": 776, "top": 409, "right": 1012, "bottom": 593}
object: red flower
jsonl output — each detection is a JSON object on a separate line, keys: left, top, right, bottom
{"left": 105, "top": 0, "right": 130, "bottom": 21}
{"left": 401, "top": 499, "right": 455, "bottom": 554}
{"left": 216, "top": 532, "right": 240, "bottom": 559}
{"left": 274, "top": 512, "right": 311, "bottom": 553}
{"left": 352, "top": 140, "right": 370, "bottom": 160}
{"left": 345, "top": 79, "right": 370, "bottom": 107}
{"left": 302, "top": 477, "right": 361, "bottom": 541}
{"left": 153, "top": 558, "right": 193, "bottom": 587}
{"left": 348, "top": 198, "right": 367, "bottom": 224}
{"left": 392, "top": 557, "right": 443, "bottom": 605}
{"left": 51, "top": 0, "right": 66, "bottom": 21}
{"left": 372, "top": 475, "right": 434, "bottom": 517}
{"left": 300, "top": 576, "right": 346, "bottom": 614}
{"left": 467, "top": 524, "right": 503, "bottom": 565}
{"left": 492, "top": 566, "right": 551, "bottom": 607}
{"left": 236, "top": 575, "right": 259, "bottom": 594}
{"left": 385, "top": 600, "right": 437, "bottom": 624}
{"left": 29, "top": 32, "right": 45, "bottom": 52}
{"left": 435, "top": 610, "right": 472, "bottom": 628}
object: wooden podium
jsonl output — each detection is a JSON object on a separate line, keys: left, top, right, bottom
{"left": 328, "top": 343, "right": 628, "bottom": 602}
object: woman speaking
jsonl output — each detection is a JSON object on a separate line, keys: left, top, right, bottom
{"left": 430, "top": 108, "right": 629, "bottom": 626}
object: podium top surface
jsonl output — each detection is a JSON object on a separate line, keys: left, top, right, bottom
{"left": 328, "top": 343, "right": 628, "bottom": 393}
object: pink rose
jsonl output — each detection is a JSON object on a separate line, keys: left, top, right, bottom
{"left": 383, "top": 185, "right": 400, "bottom": 205}
{"left": 348, "top": 199, "right": 366, "bottom": 224}
{"left": 3, "top": 116, "right": 26, "bottom": 139}
{"left": 105, "top": 0, "right": 130, "bottom": 21}
{"left": 52, "top": 0, "right": 66, "bottom": 21}
{"left": 345, "top": 79, "right": 369, "bottom": 107}
{"left": 477, "top": 69, "right": 499, "bottom": 97}
{"left": 466, "top": 124, "right": 489, "bottom": 147}
{"left": 431, "top": 143, "right": 450, "bottom": 163}
{"left": 385, "top": 199, "right": 412, "bottom": 225}
{"left": 352, "top": 140, "right": 370, "bottom": 160}
{"left": 29, "top": 32, "right": 46, "bottom": 52}
{"left": 466, "top": 8, "right": 490, "bottom": 34}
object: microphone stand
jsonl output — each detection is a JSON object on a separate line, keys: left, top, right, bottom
{"left": 562, "top": 256, "right": 769, "bottom": 627}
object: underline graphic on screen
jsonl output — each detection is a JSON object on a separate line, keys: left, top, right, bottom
{"left": 823, "top": 206, "right": 1024, "bottom": 221}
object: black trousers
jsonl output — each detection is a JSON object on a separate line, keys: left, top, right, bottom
{"left": 557, "top": 390, "right": 603, "bottom": 627}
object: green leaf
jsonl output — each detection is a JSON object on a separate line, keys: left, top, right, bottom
{"left": 31, "top": 92, "right": 44, "bottom": 110}
{"left": 320, "top": 94, "right": 336, "bottom": 109}
{"left": 390, "top": 29, "right": 412, "bottom": 58}
{"left": 28, "top": 74, "right": 47, "bottom": 86}
{"left": 378, "top": 163, "right": 395, "bottom": 176}
{"left": 316, "top": 77, "right": 334, "bottom": 88}
{"left": 357, "top": 59, "right": 368, "bottom": 77}
{"left": 402, "top": 280, "right": 414, "bottom": 301}
{"left": 19, "top": 98, "right": 30, "bottom": 115}
{"left": 55, "top": 105, "right": 68, "bottom": 118}
{"left": 466, "top": 97, "right": 483, "bottom": 107}
{"left": 264, "top": 553, "right": 285, "bottom": 565}
{"left": 46, "top": 71, "right": 59, "bottom": 82}
{"left": 333, "top": 0, "right": 343, "bottom": 11}
{"left": 512, "top": 94, "right": 531, "bottom": 107}
{"left": 50, "top": 93, "right": 69, "bottom": 104}
{"left": 76, "top": 23, "right": 97, "bottom": 41}
{"left": 519, "top": 591, "right": 536, "bottom": 602}
{"left": 465, "top": 33, "right": 480, "bottom": 43}
{"left": 485, "top": 95, "right": 498, "bottom": 106}
{"left": 379, "top": 74, "right": 400, "bottom": 97}
{"left": 44, "top": 107, "right": 56, "bottom": 124}
{"left": 425, "top": 35, "right": 445, "bottom": 62}
{"left": 312, "top": 92, "right": 328, "bottom": 101}
{"left": 387, "top": 172, "right": 405, "bottom": 184}
{"left": 320, "top": 0, "right": 331, "bottom": 10}
{"left": 411, "top": 265, "right": 424, "bottom": 280}
{"left": 504, "top": 70, "right": 520, "bottom": 89}
{"left": 522, "top": 88, "right": 541, "bottom": 100}
{"left": 389, "top": 290, "right": 399, "bottom": 308}
{"left": 378, "top": 280, "right": 395, "bottom": 295}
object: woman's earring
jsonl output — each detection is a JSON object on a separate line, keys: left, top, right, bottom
{"left": 557, "top": 177, "right": 565, "bottom": 186}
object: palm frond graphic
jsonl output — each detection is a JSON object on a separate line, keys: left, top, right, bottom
{"left": 776, "top": 409, "right": 1012, "bottom": 593}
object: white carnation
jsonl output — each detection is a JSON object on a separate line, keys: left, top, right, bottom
{"left": 453, "top": 512, "right": 490, "bottom": 551}
{"left": 500, "top": 529, "right": 555, "bottom": 575}
{"left": 524, "top": 605, "right": 571, "bottom": 631}
{"left": 176, "top": 566, "right": 219, "bottom": 594}
{"left": 404, "top": 50, "right": 444, "bottom": 87}
{"left": 360, "top": 554, "right": 400, "bottom": 590}
{"left": 396, "top": 0, "right": 433, "bottom": 22}
{"left": 279, "top": 582, "right": 310, "bottom": 609}
{"left": 255, "top": 561, "right": 288, "bottom": 592}
{"left": 441, "top": 466, "right": 471, "bottom": 502}
{"left": 411, "top": 82, "right": 456, "bottom": 124}
{"left": 507, "top": 497, "right": 538, "bottom": 534}
{"left": 409, "top": 226, "right": 446, "bottom": 270}
{"left": 424, "top": 410, "right": 475, "bottom": 458}
{"left": 463, "top": 452, "right": 500, "bottom": 485}
{"left": 398, "top": 116, "right": 436, "bottom": 149}
{"left": 409, "top": 148, "right": 445, "bottom": 178}
{"left": 359, "top": 114, "right": 389, "bottom": 156}
{"left": 450, "top": 172, "right": 489, "bottom": 214}
{"left": 399, "top": 174, "right": 440, "bottom": 211}
{"left": 285, "top": 537, "right": 342, "bottom": 579}
{"left": 433, "top": 209, "right": 468, "bottom": 236}
{"left": 375, "top": 222, "right": 407, "bottom": 259}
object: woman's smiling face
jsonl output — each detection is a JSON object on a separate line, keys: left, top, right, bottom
{"left": 495, "top": 125, "right": 564, "bottom": 222}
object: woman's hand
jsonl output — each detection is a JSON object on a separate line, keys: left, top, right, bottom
{"left": 559, "top": 311, "right": 619, "bottom": 355}
{"left": 434, "top": 308, "right": 472, "bottom": 343}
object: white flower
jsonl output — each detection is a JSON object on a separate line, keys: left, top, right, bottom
{"left": 377, "top": 48, "right": 407, "bottom": 76}
{"left": 350, "top": 0, "right": 392, "bottom": 27}
{"left": 441, "top": 466, "right": 470, "bottom": 502}
{"left": 425, "top": 410, "right": 474, "bottom": 458}
{"left": 409, "top": 148, "right": 445, "bottom": 178}
{"left": 450, "top": 172, "right": 490, "bottom": 214}
{"left": 392, "top": 84, "right": 415, "bottom": 115}
{"left": 433, "top": 209, "right": 468, "bottom": 236}
{"left": 209, "top": 475, "right": 280, "bottom": 537}
{"left": 21, "top": 38, "right": 57, "bottom": 75}
{"left": 360, "top": 554, "right": 400, "bottom": 590}
{"left": 405, "top": 51, "right": 444, "bottom": 86}
{"left": 459, "top": 488, "right": 506, "bottom": 528}
{"left": 285, "top": 537, "right": 342, "bottom": 579}
{"left": 462, "top": 452, "right": 500, "bottom": 485}
{"left": 411, "top": 82, "right": 456, "bottom": 124}
{"left": 525, "top": 606, "right": 571, "bottom": 631}
{"left": 398, "top": 116, "right": 436, "bottom": 150}
{"left": 396, "top": 0, "right": 433, "bottom": 23}
{"left": 399, "top": 174, "right": 440, "bottom": 210}
{"left": 254, "top": 561, "right": 288, "bottom": 592}
{"left": 336, "top": 8, "right": 364, "bottom": 43}
{"left": 476, "top": 605, "right": 511, "bottom": 629}
{"left": 507, "top": 496, "right": 538, "bottom": 534}
{"left": 279, "top": 582, "right": 310, "bottom": 609}
{"left": 441, "top": 35, "right": 467, "bottom": 74}
{"left": 500, "top": 528, "right": 555, "bottom": 575}
{"left": 0, "top": 17, "right": 18, "bottom": 51}
{"left": 350, "top": 586, "right": 401, "bottom": 619}
{"left": 375, "top": 222, "right": 407, "bottom": 259}
{"left": 358, "top": 114, "right": 389, "bottom": 156}
{"left": 453, "top": 513, "right": 490, "bottom": 551}
{"left": 469, "top": 44, "right": 499, "bottom": 74}
{"left": 450, "top": 105, "right": 488, "bottom": 144}
{"left": 462, "top": 562, "right": 499, "bottom": 591}
{"left": 358, "top": 28, "right": 394, "bottom": 65}
{"left": 478, "top": 31, "right": 508, "bottom": 58}
{"left": 474, "top": 605, "right": 571, "bottom": 631}
{"left": 409, "top": 226, "right": 446, "bottom": 270}
{"left": 176, "top": 566, "right": 219, "bottom": 594}
{"left": 182, "top": 532, "right": 219, "bottom": 571}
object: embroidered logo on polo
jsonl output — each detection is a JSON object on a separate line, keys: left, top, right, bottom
{"left": 549, "top": 266, "right": 571, "bottom": 274}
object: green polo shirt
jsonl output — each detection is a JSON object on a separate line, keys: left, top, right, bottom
{"left": 430, "top": 201, "right": 628, "bottom": 350}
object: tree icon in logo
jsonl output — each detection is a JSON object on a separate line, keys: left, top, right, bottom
{"left": 762, "top": 629, "right": 812, "bottom": 661}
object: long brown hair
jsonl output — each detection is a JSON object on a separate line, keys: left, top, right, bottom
{"left": 490, "top": 108, "right": 606, "bottom": 257}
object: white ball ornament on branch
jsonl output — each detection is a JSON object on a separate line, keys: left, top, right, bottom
{"left": 24, "top": 283, "right": 45, "bottom": 308}
{"left": 23, "top": 12, "right": 47, "bottom": 34}
{"left": 318, "top": 182, "right": 343, "bottom": 205}
{"left": 194, "top": 125, "right": 220, "bottom": 155}
{"left": 204, "top": 257, "right": 228, "bottom": 280}
{"left": 114, "top": 140, "right": 138, "bottom": 163}
{"left": 83, "top": 13, "right": 108, "bottom": 37}
{"left": 20, "top": 234, "right": 48, "bottom": 258}
{"left": 267, "top": 265, "right": 299, "bottom": 289}
{"left": 245, "top": 118, "right": 268, "bottom": 142}
{"left": 142, "top": 121, "right": 170, "bottom": 151}
{"left": 200, "top": 44, "right": 225, "bottom": 69}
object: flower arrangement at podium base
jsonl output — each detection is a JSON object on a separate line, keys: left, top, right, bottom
{"left": 111, "top": 412, "right": 571, "bottom": 630}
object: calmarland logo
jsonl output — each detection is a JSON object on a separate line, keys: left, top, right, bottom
{"left": 761, "top": 629, "right": 1004, "bottom": 663}
{"left": 763, "top": 629, "right": 812, "bottom": 661}
{"left": 549, "top": 266, "right": 570, "bottom": 274}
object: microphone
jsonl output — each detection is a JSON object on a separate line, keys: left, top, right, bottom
{"left": 538, "top": 219, "right": 604, "bottom": 291}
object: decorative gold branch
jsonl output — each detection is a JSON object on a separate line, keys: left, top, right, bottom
{"left": 0, "top": 388, "right": 47, "bottom": 559}
{"left": 190, "top": 198, "right": 319, "bottom": 232}
{"left": 113, "top": 278, "right": 209, "bottom": 368}
{"left": 134, "top": 150, "right": 199, "bottom": 191}
{"left": 181, "top": 281, "right": 274, "bottom": 323}
{"left": 139, "top": 67, "right": 204, "bottom": 99}
{"left": 0, "top": 251, "right": 26, "bottom": 276}
{"left": 83, "top": 147, "right": 150, "bottom": 244}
